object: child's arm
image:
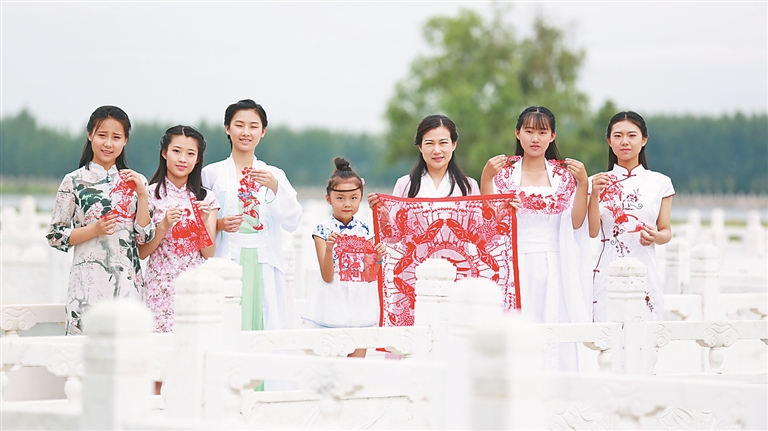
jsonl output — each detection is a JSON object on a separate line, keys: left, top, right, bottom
{"left": 480, "top": 155, "right": 506, "bottom": 195}
{"left": 198, "top": 200, "right": 217, "bottom": 259}
{"left": 314, "top": 232, "right": 339, "bottom": 283}
{"left": 138, "top": 208, "right": 182, "bottom": 260}
{"left": 363, "top": 241, "right": 386, "bottom": 283}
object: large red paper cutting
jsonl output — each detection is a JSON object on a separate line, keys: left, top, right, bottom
{"left": 170, "top": 197, "right": 214, "bottom": 257}
{"left": 373, "top": 194, "right": 520, "bottom": 327}
{"left": 334, "top": 235, "right": 378, "bottom": 283}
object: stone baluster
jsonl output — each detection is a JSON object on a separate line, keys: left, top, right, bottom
{"left": 163, "top": 267, "right": 224, "bottom": 419}
{"left": 688, "top": 243, "right": 721, "bottom": 320}
{"left": 198, "top": 258, "right": 242, "bottom": 350}
{"left": 662, "top": 238, "right": 687, "bottom": 295}
{"left": 709, "top": 208, "right": 727, "bottom": 250}
{"left": 686, "top": 209, "right": 701, "bottom": 244}
{"left": 606, "top": 257, "right": 652, "bottom": 374}
{"left": 696, "top": 323, "right": 738, "bottom": 374}
{"left": 80, "top": 300, "right": 153, "bottom": 430}
{"left": 282, "top": 230, "right": 298, "bottom": 329}
{"left": 18, "top": 196, "right": 38, "bottom": 234}
{"left": 445, "top": 276, "right": 503, "bottom": 429}
{"left": 414, "top": 258, "right": 457, "bottom": 363}
{"left": 745, "top": 210, "right": 766, "bottom": 257}
{"left": 470, "top": 314, "right": 545, "bottom": 429}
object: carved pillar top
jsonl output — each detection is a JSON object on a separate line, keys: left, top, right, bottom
{"left": 690, "top": 243, "right": 720, "bottom": 276}
{"left": 415, "top": 258, "right": 457, "bottom": 298}
{"left": 606, "top": 257, "right": 647, "bottom": 295}
{"left": 200, "top": 258, "right": 242, "bottom": 299}
{"left": 82, "top": 300, "right": 153, "bottom": 337}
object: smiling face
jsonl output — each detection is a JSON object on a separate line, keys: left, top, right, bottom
{"left": 418, "top": 126, "right": 456, "bottom": 173}
{"left": 225, "top": 109, "right": 266, "bottom": 154}
{"left": 88, "top": 118, "right": 127, "bottom": 170}
{"left": 326, "top": 180, "right": 362, "bottom": 225}
{"left": 162, "top": 135, "right": 200, "bottom": 185}
{"left": 608, "top": 120, "right": 647, "bottom": 168}
{"left": 515, "top": 122, "right": 555, "bottom": 159}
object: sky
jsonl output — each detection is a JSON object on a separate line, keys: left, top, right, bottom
{"left": 2, "top": 1, "right": 766, "bottom": 135}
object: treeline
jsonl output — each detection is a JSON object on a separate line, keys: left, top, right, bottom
{"left": 0, "top": 109, "right": 766, "bottom": 194}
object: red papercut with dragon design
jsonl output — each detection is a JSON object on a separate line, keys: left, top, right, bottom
{"left": 373, "top": 194, "right": 520, "bottom": 327}
{"left": 238, "top": 167, "right": 263, "bottom": 231}
{"left": 334, "top": 234, "right": 379, "bottom": 283}
{"left": 170, "top": 197, "right": 213, "bottom": 257}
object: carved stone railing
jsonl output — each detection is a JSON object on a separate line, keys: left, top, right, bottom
{"left": 1, "top": 304, "right": 67, "bottom": 337}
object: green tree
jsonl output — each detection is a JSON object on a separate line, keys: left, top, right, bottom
{"left": 384, "top": 7, "right": 595, "bottom": 180}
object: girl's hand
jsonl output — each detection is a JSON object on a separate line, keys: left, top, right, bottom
{"left": 325, "top": 232, "right": 339, "bottom": 251}
{"left": 159, "top": 207, "right": 183, "bottom": 231}
{"left": 482, "top": 155, "right": 507, "bottom": 179}
{"left": 367, "top": 193, "right": 380, "bottom": 208}
{"left": 95, "top": 213, "right": 118, "bottom": 236}
{"left": 510, "top": 196, "right": 522, "bottom": 211}
{"left": 639, "top": 223, "right": 658, "bottom": 246}
{"left": 250, "top": 169, "right": 278, "bottom": 193}
{"left": 195, "top": 201, "right": 212, "bottom": 220}
{"left": 591, "top": 173, "right": 611, "bottom": 197}
{"left": 374, "top": 242, "right": 387, "bottom": 259}
{"left": 564, "top": 158, "right": 588, "bottom": 185}
{"left": 121, "top": 169, "right": 147, "bottom": 196}
{"left": 219, "top": 214, "right": 244, "bottom": 233}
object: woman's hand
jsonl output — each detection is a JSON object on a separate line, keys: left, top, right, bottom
{"left": 121, "top": 169, "right": 147, "bottom": 197}
{"left": 159, "top": 207, "right": 183, "bottom": 231}
{"left": 218, "top": 214, "right": 244, "bottom": 233}
{"left": 639, "top": 223, "right": 658, "bottom": 246}
{"left": 564, "top": 158, "right": 588, "bottom": 185}
{"left": 95, "top": 213, "right": 118, "bottom": 236}
{"left": 367, "top": 193, "right": 380, "bottom": 209}
{"left": 510, "top": 195, "right": 522, "bottom": 211}
{"left": 195, "top": 200, "right": 213, "bottom": 221}
{"left": 250, "top": 169, "right": 278, "bottom": 193}
{"left": 482, "top": 155, "right": 507, "bottom": 179}
{"left": 591, "top": 173, "right": 611, "bottom": 197}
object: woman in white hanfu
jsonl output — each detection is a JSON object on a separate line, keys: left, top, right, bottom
{"left": 589, "top": 111, "right": 674, "bottom": 322}
{"left": 201, "top": 99, "right": 302, "bottom": 331}
{"left": 481, "top": 106, "right": 593, "bottom": 371}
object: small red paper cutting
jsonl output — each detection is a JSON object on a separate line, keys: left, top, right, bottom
{"left": 103, "top": 171, "right": 136, "bottom": 221}
{"left": 238, "top": 167, "right": 264, "bottom": 230}
{"left": 373, "top": 194, "right": 521, "bottom": 327}
{"left": 334, "top": 234, "right": 379, "bottom": 283}
{"left": 170, "top": 197, "right": 213, "bottom": 257}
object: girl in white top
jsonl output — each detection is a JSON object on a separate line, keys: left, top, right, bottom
{"left": 370, "top": 114, "right": 479, "bottom": 206}
{"left": 304, "top": 157, "right": 386, "bottom": 358}
{"left": 588, "top": 111, "right": 674, "bottom": 322}
{"left": 201, "top": 99, "right": 302, "bottom": 331}
{"left": 481, "top": 106, "right": 592, "bottom": 371}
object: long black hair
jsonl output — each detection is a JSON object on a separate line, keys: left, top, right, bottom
{"left": 407, "top": 114, "right": 472, "bottom": 198}
{"left": 148, "top": 125, "right": 208, "bottom": 201}
{"left": 78, "top": 105, "right": 131, "bottom": 170}
{"left": 514, "top": 106, "right": 562, "bottom": 160}
{"left": 606, "top": 111, "right": 649, "bottom": 170}
{"left": 223, "top": 99, "right": 268, "bottom": 149}
{"left": 325, "top": 156, "right": 363, "bottom": 195}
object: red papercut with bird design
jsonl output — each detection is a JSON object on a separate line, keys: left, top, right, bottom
{"left": 373, "top": 194, "right": 520, "bottom": 327}
{"left": 238, "top": 166, "right": 264, "bottom": 231}
{"left": 170, "top": 197, "right": 213, "bottom": 257}
{"left": 334, "top": 234, "right": 379, "bottom": 283}
{"left": 103, "top": 170, "right": 136, "bottom": 221}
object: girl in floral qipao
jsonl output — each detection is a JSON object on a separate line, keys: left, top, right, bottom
{"left": 588, "top": 111, "right": 674, "bottom": 322}
{"left": 46, "top": 106, "right": 154, "bottom": 335}
{"left": 480, "top": 106, "right": 592, "bottom": 371}
{"left": 138, "top": 126, "right": 219, "bottom": 333}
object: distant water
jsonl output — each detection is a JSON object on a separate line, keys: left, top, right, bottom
{"left": 1, "top": 193, "right": 766, "bottom": 223}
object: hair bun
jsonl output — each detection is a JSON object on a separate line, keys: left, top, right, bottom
{"left": 333, "top": 156, "right": 351, "bottom": 171}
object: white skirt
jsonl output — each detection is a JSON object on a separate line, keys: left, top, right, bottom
{"left": 303, "top": 277, "right": 379, "bottom": 328}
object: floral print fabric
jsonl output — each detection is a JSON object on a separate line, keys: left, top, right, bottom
{"left": 46, "top": 163, "right": 155, "bottom": 335}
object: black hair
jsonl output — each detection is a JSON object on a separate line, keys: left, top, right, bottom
{"left": 514, "top": 106, "right": 562, "bottom": 160}
{"left": 78, "top": 105, "right": 131, "bottom": 170}
{"left": 407, "top": 114, "right": 472, "bottom": 198}
{"left": 223, "top": 99, "right": 268, "bottom": 148}
{"left": 148, "top": 125, "right": 208, "bottom": 201}
{"left": 326, "top": 157, "right": 363, "bottom": 195}
{"left": 606, "top": 111, "right": 649, "bottom": 170}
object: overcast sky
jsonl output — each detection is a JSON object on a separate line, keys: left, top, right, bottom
{"left": 2, "top": 1, "right": 766, "bottom": 135}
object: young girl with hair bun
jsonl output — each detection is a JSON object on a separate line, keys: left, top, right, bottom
{"left": 139, "top": 125, "right": 219, "bottom": 334}
{"left": 589, "top": 111, "right": 674, "bottom": 322}
{"left": 481, "top": 105, "right": 592, "bottom": 370}
{"left": 304, "top": 157, "right": 386, "bottom": 358}
{"left": 46, "top": 105, "right": 154, "bottom": 335}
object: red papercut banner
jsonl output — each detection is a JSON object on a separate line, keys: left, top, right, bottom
{"left": 238, "top": 167, "right": 264, "bottom": 231}
{"left": 334, "top": 235, "right": 378, "bottom": 283}
{"left": 103, "top": 171, "right": 136, "bottom": 221}
{"left": 170, "top": 197, "right": 214, "bottom": 257}
{"left": 373, "top": 194, "right": 520, "bottom": 327}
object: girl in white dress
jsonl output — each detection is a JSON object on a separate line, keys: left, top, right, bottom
{"left": 589, "top": 111, "right": 674, "bottom": 322}
{"left": 305, "top": 157, "right": 386, "bottom": 358}
{"left": 480, "top": 106, "right": 592, "bottom": 370}
{"left": 201, "top": 99, "right": 302, "bottom": 331}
